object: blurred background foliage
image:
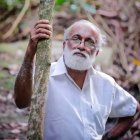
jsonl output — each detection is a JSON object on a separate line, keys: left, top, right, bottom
{"left": 0, "top": 0, "right": 97, "bottom": 13}
{"left": 0, "top": 0, "right": 24, "bottom": 10}
{"left": 0, "top": 0, "right": 140, "bottom": 139}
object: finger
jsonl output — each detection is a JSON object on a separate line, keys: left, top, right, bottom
{"left": 36, "top": 28, "right": 52, "bottom": 36}
{"left": 35, "top": 24, "right": 52, "bottom": 31}
{"left": 36, "top": 33, "right": 50, "bottom": 39}
{"left": 133, "top": 122, "right": 137, "bottom": 127}
{"left": 138, "top": 124, "right": 140, "bottom": 129}
{"left": 133, "top": 119, "right": 140, "bottom": 128}
{"left": 35, "top": 20, "right": 49, "bottom": 26}
{"left": 133, "top": 130, "right": 140, "bottom": 136}
{"left": 134, "top": 112, "right": 140, "bottom": 121}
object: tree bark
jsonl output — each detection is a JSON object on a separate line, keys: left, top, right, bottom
{"left": 27, "top": 0, "right": 55, "bottom": 139}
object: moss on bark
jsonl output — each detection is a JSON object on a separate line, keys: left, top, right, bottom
{"left": 27, "top": 0, "right": 55, "bottom": 139}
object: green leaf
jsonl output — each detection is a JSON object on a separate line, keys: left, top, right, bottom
{"left": 56, "top": 0, "right": 66, "bottom": 5}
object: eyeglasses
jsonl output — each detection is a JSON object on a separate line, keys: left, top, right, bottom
{"left": 66, "top": 34, "right": 97, "bottom": 49}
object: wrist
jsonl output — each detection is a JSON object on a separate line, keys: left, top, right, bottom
{"left": 29, "top": 36, "right": 38, "bottom": 49}
{"left": 103, "top": 132, "right": 116, "bottom": 140}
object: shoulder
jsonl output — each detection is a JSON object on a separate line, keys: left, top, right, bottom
{"left": 94, "top": 69, "right": 115, "bottom": 85}
{"left": 93, "top": 70, "right": 116, "bottom": 87}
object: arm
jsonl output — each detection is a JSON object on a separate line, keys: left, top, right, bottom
{"left": 102, "top": 103, "right": 140, "bottom": 140}
{"left": 14, "top": 20, "right": 52, "bottom": 108}
{"left": 102, "top": 116, "right": 134, "bottom": 140}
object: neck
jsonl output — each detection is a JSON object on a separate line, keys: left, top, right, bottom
{"left": 66, "top": 66, "right": 87, "bottom": 89}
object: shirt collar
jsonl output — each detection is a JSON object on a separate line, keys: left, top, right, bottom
{"left": 50, "top": 55, "right": 97, "bottom": 77}
{"left": 88, "top": 65, "right": 97, "bottom": 77}
{"left": 50, "top": 56, "right": 67, "bottom": 76}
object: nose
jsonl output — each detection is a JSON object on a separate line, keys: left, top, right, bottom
{"left": 75, "top": 41, "right": 92, "bottom": 55}
{"left": 76, "top": 41, "right": 85, "bottom": 51}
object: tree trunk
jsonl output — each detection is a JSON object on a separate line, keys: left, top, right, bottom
{"left": 27, "top": 0, "right": 55, "bottom": 139}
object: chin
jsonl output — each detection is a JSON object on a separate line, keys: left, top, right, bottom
{"left": 63, "top": 46, "right": 95, "bottom": 71}
{"left": 64, "top": 55, "right": 92, "bottom": 71}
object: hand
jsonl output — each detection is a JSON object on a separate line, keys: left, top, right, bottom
{"left": 28, "top": 19, "right": 53, "bottom": 56}
{"left": 131, "top": 111, "right": 140, "bottom": 137}
{"left": 102, "top": 133, "right": 116, "bottom": 140}
{"left": 102, "top": 132, "right": 110, "bottom": 140}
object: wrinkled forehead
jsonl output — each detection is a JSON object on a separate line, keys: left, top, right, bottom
{"left": 68, "top": 22, "right": 99, "bottom": 40}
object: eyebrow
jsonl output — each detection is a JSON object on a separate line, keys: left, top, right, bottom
{"left": 85, "top": 37, "right": 96, "bottom": 43}
{"left": 71, "top": 34, "right": 81, "bottom": 38}
{"left": 71, "top": 34, "right": 97, "bottom": 43}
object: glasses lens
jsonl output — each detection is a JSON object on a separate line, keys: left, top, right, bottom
{"left": 85, "top": 39, "right": 95, "bottom": 48}
{"left": 71, "top": 38, "right": 81, "bottom": 45}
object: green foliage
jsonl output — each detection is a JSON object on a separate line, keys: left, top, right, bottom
{"left": 55, "top": 0, "right": 97, "bottom": 14}
{"left": 0, "top": 0, "right": 24, "bottom": 10}
{"left": 0, "top": 0, "right": 97, "bottom": 14}
{"left": 55, "top": 0, "right": 66, "bottom": 5}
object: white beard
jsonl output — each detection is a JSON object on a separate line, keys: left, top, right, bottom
{"left": 63, "top": 46, "right": 96, "bottom": 71}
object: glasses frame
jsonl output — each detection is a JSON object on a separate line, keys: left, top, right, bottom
{"left": 65, "top": 34, "right": 97, "bottom": 49}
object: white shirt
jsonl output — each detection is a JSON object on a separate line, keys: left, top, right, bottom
{"left": 44, "top": 56, "right": 137, "bottom": 140}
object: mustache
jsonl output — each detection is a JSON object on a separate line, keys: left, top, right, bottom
{"left": 72, "top": 49, "right": 89, "bottom": 58}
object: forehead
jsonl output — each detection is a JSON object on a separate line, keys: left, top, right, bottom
{"left": 68, "top": 22, "right": 99, "bottom": 39}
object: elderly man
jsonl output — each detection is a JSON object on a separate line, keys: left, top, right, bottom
{"left": 14, "top": 19, "right": 140, "bottom": 140}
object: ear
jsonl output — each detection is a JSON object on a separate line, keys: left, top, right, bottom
{"left": 96, "top": 50, "right": 99, "bottom": 56}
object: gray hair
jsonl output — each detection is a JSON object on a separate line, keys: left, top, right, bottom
{"left": 64, "top": 20, "right": 106, "bottom": 49}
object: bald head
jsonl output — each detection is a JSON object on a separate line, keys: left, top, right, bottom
{"left": 64, "top": 20, "right": 106, "bottom": 49}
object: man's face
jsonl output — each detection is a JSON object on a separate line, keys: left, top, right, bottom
{"left": 63, "top": 23, "right": 99, "bottom": 71}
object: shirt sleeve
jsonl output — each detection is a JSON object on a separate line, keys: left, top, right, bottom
{"left": 109, "top": 81, "right": 138, "bottom": 118}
